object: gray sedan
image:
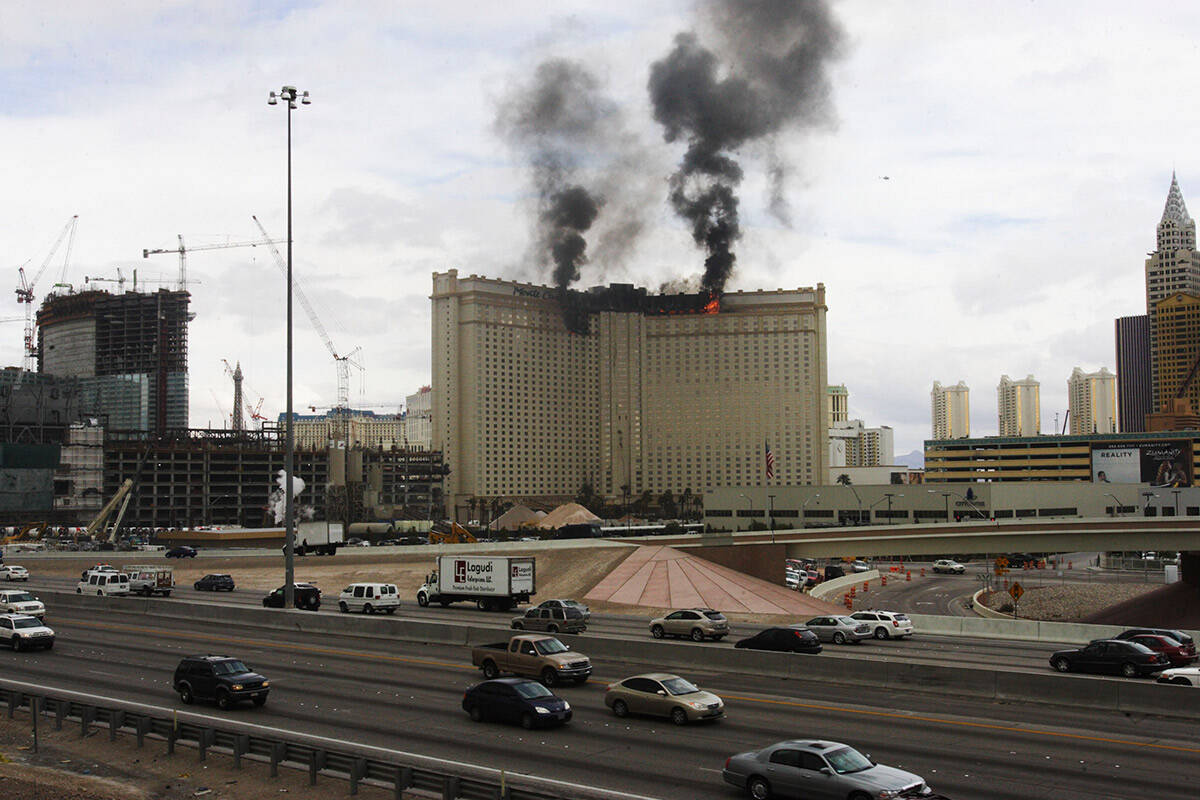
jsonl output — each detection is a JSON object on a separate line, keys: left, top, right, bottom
{"left": 804, "top": 615, "right": 871, "bottom": 644}
{"left": 722, "top": 739, "right": 935, "bottom": 800}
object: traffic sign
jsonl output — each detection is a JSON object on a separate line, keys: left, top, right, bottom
{"left": 1008, "top": 581, "right": 1024, "bottom": 601}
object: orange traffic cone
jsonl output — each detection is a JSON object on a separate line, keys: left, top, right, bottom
{"left": 920, "top": 567, "right": 926, "bottom": 577}
{"left": 862, "top": 581, "right": 869, "bottom": 593}
{"left": 881, "top": 574, "right": 888, "bottom": 586}
{"left": 905, "top": 570, "right": 911, "bottom": 582}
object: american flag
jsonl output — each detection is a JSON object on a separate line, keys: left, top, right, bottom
{"left": 765, "top": 440, "right": 775, "bottom": 480}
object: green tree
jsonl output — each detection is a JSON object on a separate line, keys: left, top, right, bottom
{"left": 658, "top": 490, "right": 677, "bottom": 519}
{"left": 836, "top": 474, "right": 853, "bottom": 486}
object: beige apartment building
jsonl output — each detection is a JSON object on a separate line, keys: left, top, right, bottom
{"left": 998, "top": 374, "right": 1041, "bottom": 437}
{"left": 1146, "top": 174, "right": 1200, "bottom": 409}
{"left": 1068, "top": 366, "right": 1117, "bottom": 434}
{"left": 826, "top": 384, "right": 849, "bottom": 429}
{"left": 431, "top": 270, "right": 828, "bottom": 514}
{"left": 931, "top": 381, "right": 970, "bottom": 439}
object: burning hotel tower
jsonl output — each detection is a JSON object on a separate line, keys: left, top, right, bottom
{"left": 431, "top": 270, "right": 828, "bottom": 513}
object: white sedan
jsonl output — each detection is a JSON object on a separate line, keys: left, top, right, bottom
{"left": 0, "top": 565, "right": 29, "bottom": 582}
{"left": 1156, "top": 667, "right": 1200, "bottom": 687}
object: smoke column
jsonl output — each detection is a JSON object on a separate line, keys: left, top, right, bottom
{"left": 648, "top": 0, "right": 844, "bottom": 294}
{"left": 269, "top": 469, "right": 306, "bottom": 525}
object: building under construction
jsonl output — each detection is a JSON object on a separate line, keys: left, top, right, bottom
{"left": 90, "top": 426, "right": 446, "bottom": 530}
{"left": 37, "top": 288, "right": 191, "bottom": 435}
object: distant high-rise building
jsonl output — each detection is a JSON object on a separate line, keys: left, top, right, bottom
{"left": 997, "top": 374, "right": 1040, "bottom": 437}
{"left": 828, "top": 419, "right": 894, "bottom": 468}
{"left": 1146, "top": 173, "right": 1200, "bottom": 412}
{"left": 931, "top": 381, "right": 970, "bottom": 439}
{"left": 37, "top": 289, "right": 190, "bottom": 434}
{"left": 404, "top": 386, "right": 432, "bottom": 451}
{"left": 1115, "top": 314, "right": 1151, "bottom": 432}
{"left": 1068, "top": 366, "right": 1117, "bottom": 434}
{"left": 826, "top": 384, "right": 849, "bottom": 429}
{"left": 283, "top": 408, "right": 406, "bottom": 451}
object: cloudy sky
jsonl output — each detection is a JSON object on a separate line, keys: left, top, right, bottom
{"left": 2, "top": 1, "right": 1195, "bottom": 459}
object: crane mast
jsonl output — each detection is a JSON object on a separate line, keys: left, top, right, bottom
{"left": 14, "top": 215, "right": 78, "bottom": 372}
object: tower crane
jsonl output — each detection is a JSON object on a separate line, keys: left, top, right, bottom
{"left": 142, "top": 234, "right": 283, "bottom": 290}
{"left": 251, "top": 215, "right": 363, "bottom": 407}
{"left": 14, "top": 215, "right": 78, "bottom": 371}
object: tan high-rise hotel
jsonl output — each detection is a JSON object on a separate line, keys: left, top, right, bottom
{"left": 431, "top": 270, "right": 828, "bottom": 514}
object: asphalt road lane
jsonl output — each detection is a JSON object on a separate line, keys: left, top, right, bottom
{"left": 4, "top": 608, "right": 1198, "bottom": 800}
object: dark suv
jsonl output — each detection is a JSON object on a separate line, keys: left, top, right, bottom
{"left": 194, "top": 573, "right": 235, "bottom": 592}
{"left": 173, "top": 655, "right": 269, "bottom": 709}
{"left": 262, "top": 582, "right": 321, "bottom": 610}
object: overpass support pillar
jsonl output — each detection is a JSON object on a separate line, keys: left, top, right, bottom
{"left": 1181, "top": 551, "right": 1199, "bottom": 588}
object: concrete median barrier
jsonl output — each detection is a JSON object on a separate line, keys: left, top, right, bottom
{"left": 886, "top": 661, "right": 997, "bottom": 700}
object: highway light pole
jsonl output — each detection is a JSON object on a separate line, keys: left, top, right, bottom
{"left": 801, "top": 493, "right": 820, "bottom": 528}
{"left": 1142, "top": 491, "right": 1158, "bottom": 516}
{"left": 928, "top": 489, "right": 951, "bottom": 522}
{"left": 1103, "top": 492, "right": 1122, "bottom": 517}
{"left": 767, "top": 494, "right": 775, "bottom": 543}
{"left": 269, "top": 84, "right": 310, "bottom": 610}
{"left": 883, "top": 492, "right": 902, "bottom": 525}
{"left": 738, "top": 493, "right": 752, "bottom": 532}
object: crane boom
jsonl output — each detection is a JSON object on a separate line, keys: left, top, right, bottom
{"left": 142, "top": 235, "right": 283, "bottom": 290}
{"left": 251, "top": 215, "right": 362, "bottom": 407}
{"left": 15, "top": 215, "right": 78, "bottom": 371}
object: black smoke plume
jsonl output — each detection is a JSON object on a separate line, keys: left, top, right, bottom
{"left": 649, "top": 0, "right": 844, "bottom": 295}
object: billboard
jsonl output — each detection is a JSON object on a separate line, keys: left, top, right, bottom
{"left": 1091, "top": 441, "right": 1192, "bottom": 487}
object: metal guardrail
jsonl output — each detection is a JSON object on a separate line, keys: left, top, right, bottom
{"left": 0, "top": 678, "right": 661, "bottom": 800}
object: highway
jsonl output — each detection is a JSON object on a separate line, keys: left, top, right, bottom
{"left": 21, "top": 573, "right": 1087, "bottom": 673}
{"left": 5, "top": 604, "right": 1199, "bottom": 799}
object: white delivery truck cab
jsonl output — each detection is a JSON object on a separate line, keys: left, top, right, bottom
{"left": 417, "top": 555, "right": 535, "bottom": 612}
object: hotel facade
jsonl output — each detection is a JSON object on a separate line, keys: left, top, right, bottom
{"left": 431, "top": 270, "right": 828, "bottom": 514}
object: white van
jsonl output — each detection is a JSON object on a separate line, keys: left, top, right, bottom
{"left": 77, "top": 568, "right": 131, "bottom": 596}
{"left": 337, "top": 582, "right": 399, "bottom": 614}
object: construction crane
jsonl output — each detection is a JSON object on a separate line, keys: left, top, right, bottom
{"left": 221, "top": 358, "right": 268, "bottom": 430}
{"left": 252, "top": 215, "right": 363, "bottom": 407}
{"left": 142, "top": 234, "right": 282, "bottom": 290}
{"left": 14, "top": 215, "right": 78, "bottom": 371}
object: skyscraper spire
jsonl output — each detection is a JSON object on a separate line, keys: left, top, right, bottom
{"left": 1161, "top": 171, "right": 1191, "bottom": 226}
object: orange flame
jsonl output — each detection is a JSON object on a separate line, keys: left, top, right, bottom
{"left": 703, "top": 295, "right": 720, "bottom": 314}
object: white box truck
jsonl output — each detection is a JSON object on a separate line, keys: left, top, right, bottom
{"left": 293, "top": 521, "right": 344, "bottom": 556}
{"left": 416, "top": 555, "right": 535, "bottom": 611}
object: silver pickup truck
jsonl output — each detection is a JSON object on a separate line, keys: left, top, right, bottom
{"left": 471, "top": 634, "right": 592, "bottom": 687}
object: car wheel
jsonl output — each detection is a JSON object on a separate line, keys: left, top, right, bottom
{"left": 482, "top": 660, "right": 500, "bottom": 679}
{"left": 833, "top": 631, "right": 846, "bottom": 645}
{"left": 547, "top": 623, "right": 559, "bottom": 634}
{"left": 385, "top": 607, "right": 395, "bottom": 614}
{"left": 477, "top": 599, "right": 491, "bottom": 612}
{"left": 43, "top": 640, "right": 53, "bottom": 651}
{"left": 142, "top": 586, "right": 153, "bottom": 597}
{"left": 512, "top": 621, "right": 524, "bottom": 630}
{"left": 469, "top": 705, "right": 484, "bottom": 722}
{"left": 339, "top": 601, "right": 349, "bottom": 613}
{"left": 691, "top": 628, "right": 705, "bottom": 642}
{"left": 520, "top": 713, "right": 535, "bottom": 730}
{"left": 671, "top": 707, "right": 688, "bottom": 726}
{"left": 747, "top": 776, "right": 771, "bottom": 800}
{"left": 540, "top": 667, "right": 559, "bottom": 687}
{"left": 76, "top": 588, "right": 82, "bottom": 594}
{"left": 417, "top": 593, "right": 429, "bottom": 607}
{"left": 179, "top": 685, "right": 194, "bottom": 705}
{"left": 1121, "top": 662, "right": 1138, "bottom": 678}
{"left": 612, "top": 699, "right": 629, "bottom": 718}
{"left": 651, "top": 625, "right": 665, "bottom": 639}
{"left": 363, "top": 603, "right": 374, "bottom": 615}
{"left": 1052, "top": 657, "right": 1071, "bottom": 673}
{"left": 12, "top": 636, "right": 22, "bottom": 652}
{"left": 97, "top": 590, "right": 104, "bottom": 596}
{"left": 252, "top": 696, "right": 267, "bottom": 707}
{"left": 216, "top": 690, "right": 232, "bottom": 710}
{"left": 874, "top": 627, "right": 889, "bottom": 640}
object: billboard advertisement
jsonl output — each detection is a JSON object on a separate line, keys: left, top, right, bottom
{"left": 1091, "top": 441, "right": 1192, "bottom": 487}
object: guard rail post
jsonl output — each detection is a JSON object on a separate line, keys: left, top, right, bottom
{"left": 109, "top": 710, "right": 124, "bottom": 741}
{"left": 309, "top": 749, "right": 321, "bottom": 785}
{"left": 350, "top": 756, "right": 367, "bottom": 795}
{"left": 7, "top": 690, "right": 19, "bottom": 718}
{"left": 198, "top": 727, "right": 214, "bottom": 761}
{"left": 54, "top": 698, "right": 65, "bottom": 730}
{"left": 395, "top": 765, "right": 414, "bottom": 799}
{"left": 233, "top": 734, "right": 249, "bottom": 769}
{"left": 443, "top": 775, "right": 461, "bottom": 800}
{"left": 136, "top": 716, "right": 151, "bottom": 748}
{"left": 166, "top": 724, "right": 176, "bottom": 754}
{"left": 270, "top": 741, "right": 285, "bottom": 777}
{"left": 80, "top": 705, "right": 95, "bottom": 737}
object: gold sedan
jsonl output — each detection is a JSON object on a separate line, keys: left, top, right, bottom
{"left": 604, "top": 672, "right": 724, "bottom": 725}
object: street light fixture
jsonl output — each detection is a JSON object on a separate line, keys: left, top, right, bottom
{"left": 767, "top": 494, "right": 776, "bottom": 543}
{"left": 882, "top": 492, "right": 903, "bottom": 525}
{"left": 801, "top": 493, "right": 820, "bottom": 528}
{"left": 927, "top": 489, "right": 952, "bottom": 523}
{"left": 867, "top": 495, "right": 888, "bottom": 524}
{"left": 1103, "top": 492, "right": 1122, "bottom": 517}
{"left": 1172, "top": 489, "right": 1181, "bottom": 515}
{"left": 1142, "top": 491, "right": 1159, "bottom": 516}
{"left": 738, "top": 493, "right": 752, "bottom": 532}
{"left": 268, "top": 84, "right": 310, "bottom": 610}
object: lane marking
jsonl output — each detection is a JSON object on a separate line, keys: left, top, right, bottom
{"left": 54, "top": 615, "right": 1200, "bottom": 755}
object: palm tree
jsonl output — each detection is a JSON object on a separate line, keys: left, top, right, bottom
{"left": 836, "top": 474, "right": 853, "bottom": 486}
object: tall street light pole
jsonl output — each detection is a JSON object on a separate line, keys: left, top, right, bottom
{"left": 801, "top": 493, "right": 820, "bottom": 528}
{"left": 738, "top": 493, "right": 752, "bottom": 532}
{"left": 767, "top": 494, "right": 775, "bottom": 544}
{"left": 268, "top": 85, "right": 310, "bottom": 610}
{"left": 883, "top": 492, "right": 902, "bottom": 525}
{"left": 927, "top": 489, "right": 952, "bottom": 522}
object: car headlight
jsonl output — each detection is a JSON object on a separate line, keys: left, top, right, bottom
{"left": 261, "top": 680, "right": 269, "bottom": 687}
{"left": 561, "top": 701, "right": 570, "bottom": 711}
{"left": 877, "top": 791, "right": 900, "bottom": 799}
{"left": 231, "top": 684, "right": 243, "bottom": 691}
{"left": 534, "top": 706, "right": 550, "bottom": 714}
{"left": 687, "top": 701, "right": 707, "bottom": 709}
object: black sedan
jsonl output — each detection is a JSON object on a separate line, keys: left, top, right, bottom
{"left": 1049, "top": 639, "right": 1169, "bottom": 677}
{"left": 734, "top": 626, "right": 822, "bottom": 654}
{"left": 194, "top": 573, "right": 235, "bottom": 592}
{"left": 165, "top": 546, "right": 197, "bottom": 559}
{"left": 462, "top": 678, "right": 571, "bottom": 729}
